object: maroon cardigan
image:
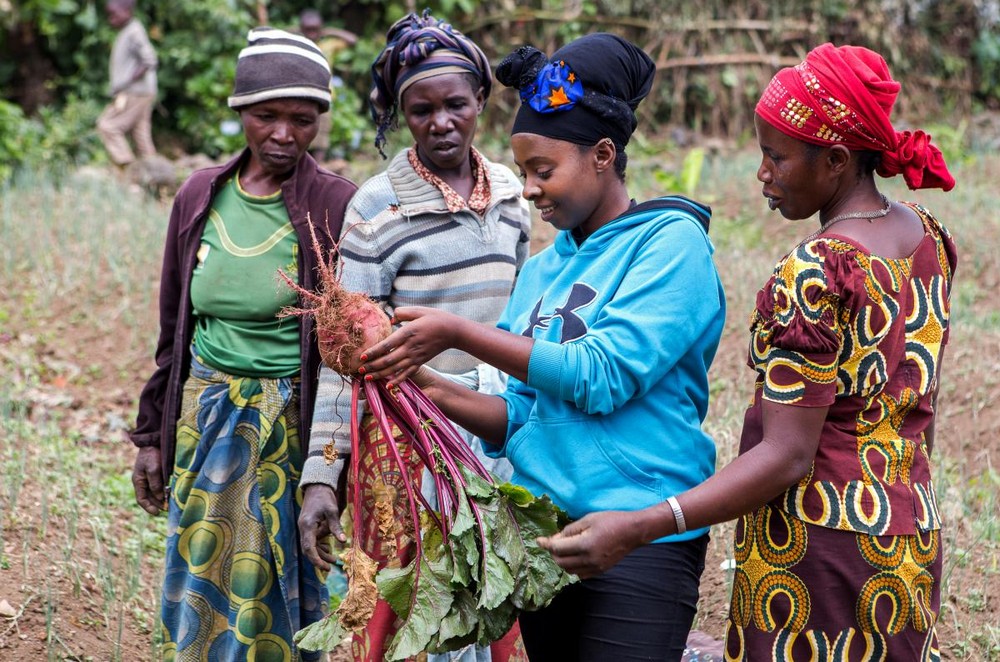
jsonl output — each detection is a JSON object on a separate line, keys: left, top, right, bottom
{"left": 129, "top": 150, "right": 356, "bottom": 482}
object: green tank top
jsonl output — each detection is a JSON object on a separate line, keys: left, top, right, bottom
{"left": 190, "top": 175, "right": 301, "bottom": 377}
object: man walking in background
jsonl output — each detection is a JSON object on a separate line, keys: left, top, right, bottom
{"left": 97, "top": 0, "right": 158, "bottom": 167}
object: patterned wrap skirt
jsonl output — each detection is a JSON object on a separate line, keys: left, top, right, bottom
{"left": 349, "top": 367, "right": 525, "bottom": 662}
{"left": 160, "top": 353, "right": 327, "bottom": 661}
{"left": 724, "top": 504, "right": 941, "bottom": 661}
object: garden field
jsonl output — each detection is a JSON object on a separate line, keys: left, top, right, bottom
{"left": 0, "top": 142, "right": 997, "bottom": 660}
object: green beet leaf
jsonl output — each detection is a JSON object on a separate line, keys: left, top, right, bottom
{"left": 422, "top": 521, "right": 448, "bottom": 564}
{"left": 293, "top": 614, "right": 348, "bottom": 652}
{"left": 468, "top": 489, "right": 517, "bottom": 611}
{"left": 448, "top": 492, "right": 478, "bottom": 588}
{"left": 507, "top": 492, "right": 576, "bottom": 610}
{"left": 497, "top": 481, "right": 535, "bottom": 507}
{"left": 370, "top": 465, "right": 575, "bottom": 659}
{"left": 450, "top": 486, "right": 476, "bottom": 538}
{"left": 376, "top": 562, "right": 415, "bottom": 620}
{"left": 382, "top": 551, "right": 456, "bottom": 661}
{"left": 461, "top": 467, "right": 495, "bottom": 499}
{"left": 477, "top": 535, "right": 516, "bottom": 611}
{"left": 450, "top": 522, "right": 478, "bottom": 589}
{"left": 474, "top": 600, "right": 519, "bottom": 646}
{"left": 490, "top": 495, "right": 525, "bottom": 577}
{"left": 429, "top": 587, "right": 479, "bottom": 650}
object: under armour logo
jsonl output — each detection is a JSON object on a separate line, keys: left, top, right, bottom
{"left": 521, "top": 283, "right": 598, "bottom": 343}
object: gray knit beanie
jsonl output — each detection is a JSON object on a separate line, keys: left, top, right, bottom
{"left": 228, "top": 27, "right": 332, "bottom": 112}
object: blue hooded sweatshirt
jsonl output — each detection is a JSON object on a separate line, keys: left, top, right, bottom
{"left": 489, "top": 196, "right": 726, "bottom": 542}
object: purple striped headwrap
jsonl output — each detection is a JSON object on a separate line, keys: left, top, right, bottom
{"left": 370, "top": 10, "right": 492, "bottom": 157}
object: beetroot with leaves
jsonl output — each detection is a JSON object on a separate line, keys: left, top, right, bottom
{"left": 282, "top": 219, "right": 575, "bottom": 659}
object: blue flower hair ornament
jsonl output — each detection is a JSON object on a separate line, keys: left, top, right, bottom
{"left": 525, "top": 60, "right": 585, "bottom": 113}
{"left": 496, "top": 42, "right": 647, "bottom": 147}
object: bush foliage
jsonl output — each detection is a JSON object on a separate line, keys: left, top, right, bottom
{"left": 1, "top": 0, "right": 998, "bottom": 177}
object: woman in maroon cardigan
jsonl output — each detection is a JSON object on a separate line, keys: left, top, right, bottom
{"left": 129, "top": 27, "right": 356, "bottom": 660}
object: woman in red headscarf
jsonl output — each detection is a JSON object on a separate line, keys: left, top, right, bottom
{"left": 532, "top": 43, "right": 956, "bottom": 660}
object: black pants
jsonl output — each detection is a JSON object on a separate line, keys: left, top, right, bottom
{"left": 519, "top": 534, "right": 709, "bottom": 661}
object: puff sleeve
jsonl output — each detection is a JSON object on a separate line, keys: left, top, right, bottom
{"left": 749, "top": 239, "right": 862, "bottom": 406}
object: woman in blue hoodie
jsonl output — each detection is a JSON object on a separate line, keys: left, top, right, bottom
{"left": 358, "top": 34, "right": 726, "bottom": 660}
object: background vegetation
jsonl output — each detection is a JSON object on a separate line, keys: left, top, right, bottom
{"left": 1, "top": 0, "right": 999, "bottom": 176}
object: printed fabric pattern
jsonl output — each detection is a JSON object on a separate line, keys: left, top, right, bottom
{"left": 743, "top": 202, "right": 956, "bottom": 537}
{"left": 161, "top": 353, "right": 326, "bottom": 661}
{"left": 724, "top": 504, "right": 941, "bottom": 661}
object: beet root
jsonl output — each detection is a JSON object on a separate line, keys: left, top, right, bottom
{"left": 278, "top": 216, "right": 391, "bottom": 376}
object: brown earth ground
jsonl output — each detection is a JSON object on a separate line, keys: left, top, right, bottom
{"left": 1, "top": 152, "right": 997, "bottom": 660}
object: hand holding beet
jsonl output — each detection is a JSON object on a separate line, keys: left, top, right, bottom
{"left": 360, "top": 307, "right": 465, "bottom": 383}
{"left": 281, "top": 222, "right": 573, "bottom": 658}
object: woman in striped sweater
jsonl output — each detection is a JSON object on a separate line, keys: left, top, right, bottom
{"left": 297, "top": 12, "right": 531, "bottom": 662}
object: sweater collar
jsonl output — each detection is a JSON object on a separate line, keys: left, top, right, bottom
{"left": 406, "top": 146, "right": 492, "bottom": 215}
{"left": 384, "top": 148, "right": 520, "bottom": 215}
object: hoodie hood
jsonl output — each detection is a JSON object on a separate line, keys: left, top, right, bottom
{"left": 553, "top": 195, "right": 712, "bottom": 256}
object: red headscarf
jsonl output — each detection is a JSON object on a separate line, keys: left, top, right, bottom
{"left": 756, "top": 43, "right": 955, "bottom": 191}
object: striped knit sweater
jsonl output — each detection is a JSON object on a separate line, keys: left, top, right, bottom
{"left": 302, "top": 148, "right": 531, "bottom": 486}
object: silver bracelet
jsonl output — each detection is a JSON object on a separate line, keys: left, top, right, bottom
{"left": 666, "top": 496, "right": 687, "bottom": 535}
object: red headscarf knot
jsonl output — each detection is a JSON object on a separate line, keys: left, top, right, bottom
{"left": 755, "top": 43, "right": 955, "bottom": 191}
{"left": 879, "top": 129, "right": 956, "bottom": 191}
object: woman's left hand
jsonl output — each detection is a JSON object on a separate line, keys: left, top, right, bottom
{"left": 536, "top": 510, "right": 647, "bottom": 579}
{"left": 298, "top": 484, "right": 345, "bottom": 571}
{"left": 361, "top": 307, "right": 464, "bottom": 383}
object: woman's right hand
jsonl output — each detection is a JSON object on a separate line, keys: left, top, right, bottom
{"left": 132, "top": 446, "right": 165, "bottom": 515}
{"left": 361, "top": 307, "right": 465, "bottom": 384}
{"left": 537, "top": 510, "right": 650, "bottom": 579}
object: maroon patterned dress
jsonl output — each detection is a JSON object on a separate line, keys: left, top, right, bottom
{"left": 725, "top": 203, "right": 957, "bottom": 661}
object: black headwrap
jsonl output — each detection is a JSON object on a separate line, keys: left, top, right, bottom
{"left": 369, "top": 10, "right": 492, "bottom": 157}
{"left": 495, "top": 33, "right": 655, "bottom": 148}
